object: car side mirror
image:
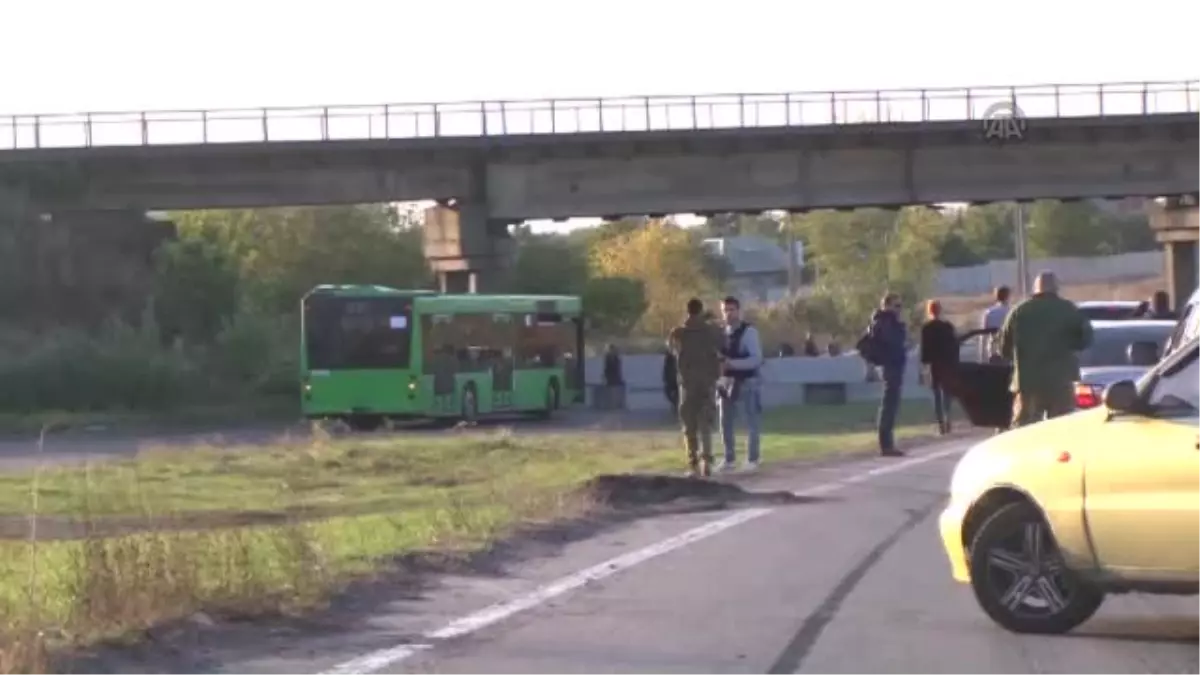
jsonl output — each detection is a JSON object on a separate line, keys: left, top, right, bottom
{"left": 1126, "top": 341, "right": 1160, "bottom": 366}
{"left": 1102, "top": 380, "right": 1140, "bottom": 416}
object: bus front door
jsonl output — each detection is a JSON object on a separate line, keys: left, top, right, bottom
{"left": 491, "top": 349, "right": 515, "bottom": 410}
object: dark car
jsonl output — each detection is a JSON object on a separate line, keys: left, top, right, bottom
{"left": 949, "top": 320, "right": 1177, "bottom": 429}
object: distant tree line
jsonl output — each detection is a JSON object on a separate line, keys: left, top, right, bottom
{"left": 0, "top": 198, "right": 1161, "bottom": 413}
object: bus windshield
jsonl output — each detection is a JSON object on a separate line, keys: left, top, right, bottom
{"left": 304, "top": 295, "right": 413, "bottom": 370}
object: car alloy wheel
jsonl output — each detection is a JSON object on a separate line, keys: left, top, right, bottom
{"left": 968, "top": 501, "right": 1104, "bottom": 634}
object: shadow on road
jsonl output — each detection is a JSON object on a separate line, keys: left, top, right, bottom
{"left": 1069, "top": 615, "right": 1200, "bottom": 645}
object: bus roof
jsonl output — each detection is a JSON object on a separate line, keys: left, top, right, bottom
{"left": 302, "top": 285, "right": 580, "bottom": 312}
{"left": 414, "top": 293, "right": 581, "bottom": 313}
{"left": 303, "top": 284, "right": 437, "bottom": 298}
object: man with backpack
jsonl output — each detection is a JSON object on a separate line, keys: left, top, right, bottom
{"left": 858, "top": 292, "right": 909, "bottom": 457}
{"left": 667, "top": 298, "right": 725, "bottom": 477}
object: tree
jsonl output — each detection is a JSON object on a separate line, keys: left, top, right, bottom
{"left": 1027, "top": 200, "right": 1108, "bottom": 258}
{"left": 511, "top": 233, "right": 589, "bottom": 295}
{"left": 788, "top": 207, "right": 942, "bottom": 333}
{"left": 170, "top": 205, "right": 430, "bottom": 314}
{"left": 581, "top": 277, "right": 648, "bottom": 335}
{"left": 589, "top": 220, "right": 720, "bottom": 335}
{"left": 152, "top": 231, "right": 241, "bottom": 343}
{"left": 956, "top": 203, "right": 1018, "bottom": 261}
{"left": 1026, "top": 200, "right": 1156, "bottom": 258}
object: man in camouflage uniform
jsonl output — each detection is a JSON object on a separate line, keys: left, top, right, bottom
{"left": 667, "top": 298, "right": 724, "bottom": 477}
{"left": 999, "top": 271, "right": 1093, "bottom": 427}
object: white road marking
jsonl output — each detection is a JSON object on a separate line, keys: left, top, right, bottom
{"left": 319, "top": 442, "right": 968, "bottom": 675}
{"left": 323, "top": 646, "right": 432, "bottom": 675}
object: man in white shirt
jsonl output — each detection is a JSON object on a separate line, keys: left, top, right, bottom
{"left": 980, "top": 285, "right": 1012, "bottom": 361}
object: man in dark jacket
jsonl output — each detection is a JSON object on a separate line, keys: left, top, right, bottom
{"left": 999, "top": 271, "right": 1093, "bottom": 426}
{"left": 602, "top": 343, "right": 624, "bottom": 386}
{"left": 667, "top": 298, "right": 724, "bottom": 477}
{"left": 867, "top": 292, "right": 909, "bottom": 456}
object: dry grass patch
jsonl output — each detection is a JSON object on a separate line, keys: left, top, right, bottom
{"left": 0, "top": 402, "right": 943, "bottom": 672}
{"left": 939, "top": 277, "right": 1163, "bottom": 327}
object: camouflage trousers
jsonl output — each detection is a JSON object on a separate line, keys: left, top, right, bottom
{"left": 678, "top": 385, "right": 716, "bottom": 470}
{"left": 1011, "top": 384, "right": 1075, "bottom": 428}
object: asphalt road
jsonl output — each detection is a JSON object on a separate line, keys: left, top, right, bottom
{"left": 151, "top": 436, "right": 1197, "bottom": 675}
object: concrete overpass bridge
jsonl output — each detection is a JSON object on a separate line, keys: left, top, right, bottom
{"left": 2, "top": 80, "right": 1197, "bottom": 291}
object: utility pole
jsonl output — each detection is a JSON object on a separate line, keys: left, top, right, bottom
{"left": 1014, "top": 202, "right": 1030, "bottom": 298}
{"left": 784, "top": 214, "right": 800, "bottom": 296}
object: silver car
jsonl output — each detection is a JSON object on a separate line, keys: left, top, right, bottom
{"left": 950, "top": 319, "right": 1177, "bottom": 428}
{"left": 1072, "top": 319, "right": 1175, "bottom": 409}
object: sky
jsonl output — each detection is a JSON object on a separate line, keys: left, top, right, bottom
{"left": 2, "top": 0, "right": 1196, "bottom": 231}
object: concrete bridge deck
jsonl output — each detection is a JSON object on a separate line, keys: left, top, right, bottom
{"left": 1, "top": 80, "right": 1196, "bottom": 229}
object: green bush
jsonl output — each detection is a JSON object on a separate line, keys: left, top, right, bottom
{"left": 208, "top": 311, "right": 299, "bottom": 397}
{"left": 0, "top": 313, "right": 201, "bottom": 412}
{"left": 0, "top": 308, "right": 298, "bottom": 413}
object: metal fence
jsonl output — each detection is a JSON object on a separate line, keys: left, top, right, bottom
{"left": 2, "top": 80, "right": 1196, "bottom": 150}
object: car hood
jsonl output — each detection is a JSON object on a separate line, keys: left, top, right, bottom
{"left": 949, "top": 407, "right": 1108, "bottom": 499}
{"left": 1079, "top": 365, "right": 1150, "bottom": 388}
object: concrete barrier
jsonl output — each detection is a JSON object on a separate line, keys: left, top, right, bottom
{"left": 584, "top": 353, "right": 933, "bottom": 411}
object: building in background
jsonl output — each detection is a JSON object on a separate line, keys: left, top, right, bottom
{"left": 702, "top": 235, "right": 796, "bottom": 303}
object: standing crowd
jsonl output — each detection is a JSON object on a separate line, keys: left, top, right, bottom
{"left": 665, "top": 296, "right": 764, "bottom": 478}
{"left": 657, "top": 276, "right": 1179, "bottom": 478}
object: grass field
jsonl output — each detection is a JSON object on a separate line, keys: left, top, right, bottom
{"left": 0, "top": 398, "right": 297, "bottom": 437}
{"left": 0, "top": 400, "right": 952, "bottom": 671}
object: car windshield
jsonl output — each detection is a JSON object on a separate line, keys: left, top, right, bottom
{"left": 1147, "top": 333, "right": 1200, "bottom": 408}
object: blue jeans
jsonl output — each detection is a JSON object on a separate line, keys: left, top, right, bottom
{"left": 877, "top": 366, "right": 904, "bottom": 451}
{"left": 719, "top": 380, "right": 761, "bottom": 463}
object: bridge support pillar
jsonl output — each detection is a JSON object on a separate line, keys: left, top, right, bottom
{"left": 422, "top": 202, "right": 515, "bottom": 294}
{"left": 1149, "top": 197, "right": 1199, "bottom": 311}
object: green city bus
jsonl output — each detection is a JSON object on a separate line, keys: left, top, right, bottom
{"left": 300, "top": 285, "right": 585, "bottom": 430}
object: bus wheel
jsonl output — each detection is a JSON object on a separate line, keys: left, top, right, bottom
{"left": 346, "top": 414, "right": 383, "bottom": 432}
{"left": 461, "top": 385, "right": 479, "bottom": 425}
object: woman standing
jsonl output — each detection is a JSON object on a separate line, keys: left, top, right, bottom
{"left": 920, "top": 300, "right": 958, "bottom": 435}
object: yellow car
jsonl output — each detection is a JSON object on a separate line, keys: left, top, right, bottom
{"left": 939, "top": 336, "right": 1199, "bottom": 634}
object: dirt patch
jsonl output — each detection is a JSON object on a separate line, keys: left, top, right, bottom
{"left": 582, "top": 473, "right": 806, "bottom": 510}
{"left": 55, "top": 474, "right": 827, "bottom": 674}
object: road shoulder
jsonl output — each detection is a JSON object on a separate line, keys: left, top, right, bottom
{"left": 60, "top": 437, "right": 973, "bottom": 674}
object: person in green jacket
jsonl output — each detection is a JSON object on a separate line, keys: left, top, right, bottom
{"left": 998, "top": 271, "right": 1093, "bottom": 427}
{"left": 667, "top": 298, "right": 724, "bottom": 477}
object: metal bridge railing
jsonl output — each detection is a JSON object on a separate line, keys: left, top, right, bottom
{"left": 1, "top": 80, "right": 1196, "bottom": 151}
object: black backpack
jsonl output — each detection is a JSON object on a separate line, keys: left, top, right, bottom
{"left": 856, "top": 323, "right": 885, "bottom": 366}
